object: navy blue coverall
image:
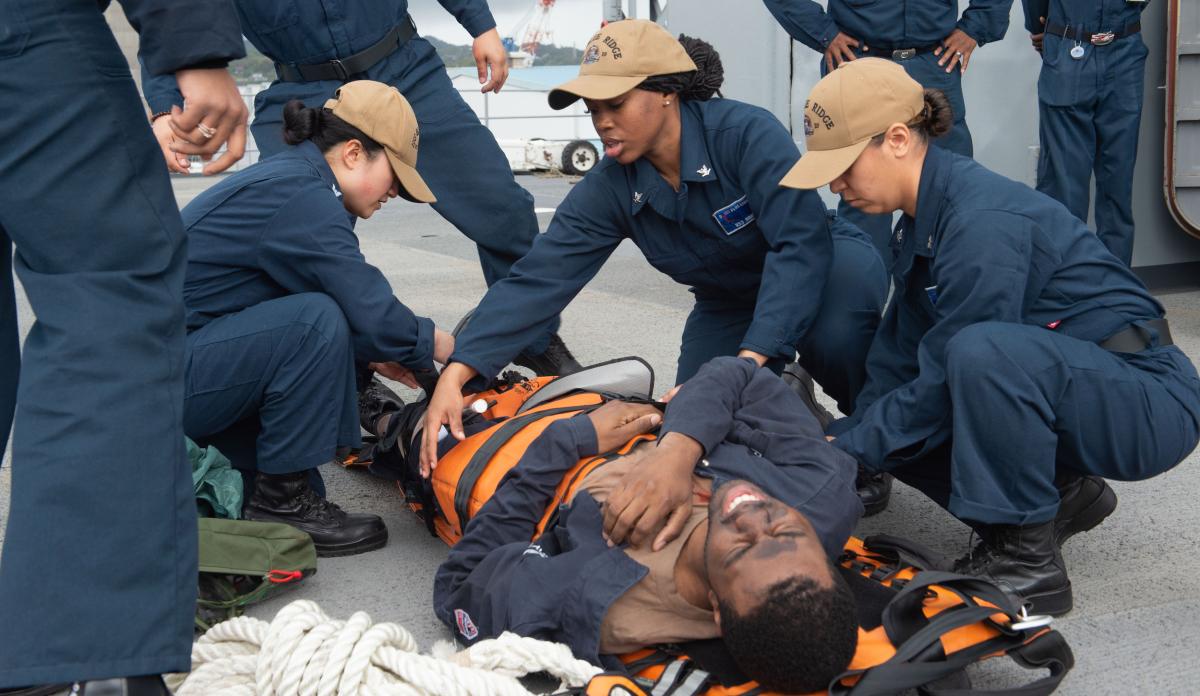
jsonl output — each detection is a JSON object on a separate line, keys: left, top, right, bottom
{"left": 141, "top": 1, "right": 558, "bottom": 352}
{"left": 451, "top": 98, "right": 888, "bottom": 411}
{"left": 764, "top": 0, "right": 1012, "bottom": 261}
{"left": 829, "top": 146, "right": 1200, "bottom": 527}
{"left": 0, "top": 0, "right": 243, "bottom": 685}
{"left": 434, "top": 357, "right": 862, "bottom": 668}
{"left": 1023, "top": 0, "right": 1148, "bottom": 266}
{"left": 180, "top": 141, "right": 437, "bottom": 477}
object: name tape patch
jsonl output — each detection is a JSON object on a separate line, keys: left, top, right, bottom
{"left": 712, "top": 195, "right": 756, "bottom": 235}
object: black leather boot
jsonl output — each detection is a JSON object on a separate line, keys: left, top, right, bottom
{"left": 514, "top": 333, "right": 582, "bottom": 376}
{"left": 856, "top": 466, "right": 893, "bottom": 517}
{"left": 359, "top": 375, "right": 404, "bottom": 437}
{"left": 953, "top": 521, "right": 1072, "bottom": 616}
{"left": 1054, "top": 475, "right": 1117, "bottom": 546}
{"left": 243, "top": 471, "right": 388, "bottom": 557}
{"left": 781, "top": 362, "right": 835, "bottom": 430}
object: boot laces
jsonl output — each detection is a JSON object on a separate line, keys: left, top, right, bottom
{"left": 956, "top": 530, "right": 996, "bottom": 575}
{"left": 295, "top": 487, "right": 345, "bottom": 521}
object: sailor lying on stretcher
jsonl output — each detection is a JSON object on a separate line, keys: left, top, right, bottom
{"left": 430, "top": 356, "right": 864, "bottom": 694}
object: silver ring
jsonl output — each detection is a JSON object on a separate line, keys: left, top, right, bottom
{"left": 197, "top": 123, "right": 216, "bottom": 139}
{"left": 955, "top": 51, "right": 964, "bottom": 57}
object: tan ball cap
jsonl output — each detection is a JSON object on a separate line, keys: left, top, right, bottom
{"left": 324, "top": 80, "right": 436, "bottom": 203}
{"left": 548, "top": 19, "right": 697, "bottom": 110}
{"left": 780, "top": 58, "right": 925, "bottom": 190}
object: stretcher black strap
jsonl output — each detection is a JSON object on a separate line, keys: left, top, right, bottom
{"left": 1098, "top": 317, "right": 1173, "bottom": 352}
{"left": 881, "top": 571, "right": 1022, "bottom": 649}
{"left": 833, "top": 572, "right": 1073, "bottom": 696}
{"left": 274, "top": 16, "right": 417, "bottom": 82}
{"left": 1043, "top": 20, "right": 1141, "bottom": 45}
{"left": 453, "top": 404, "right": 596, "bottom": 528}
{"left": 914, "top": 630, "right": 1074, "bottom": 696}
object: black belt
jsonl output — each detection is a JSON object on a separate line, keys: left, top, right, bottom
{"left": 1098, "top": 318, "right": 1173, "bottom": 353}
{"left": 861, "top": 44, "right": 942, "bottom": 61}
{"left": 1043, "top": 20, "right": 1141, "bottom": 46}
{"left": 274, "top": 16, "right": 416, "bottom": 83}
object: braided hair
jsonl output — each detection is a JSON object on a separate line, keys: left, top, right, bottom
{"left": 639, "top": 35, "right": 724, "bottom": 101}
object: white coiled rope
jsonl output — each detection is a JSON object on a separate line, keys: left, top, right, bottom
{"left": 167, "top": 600, "right": 601, "bottom": 695}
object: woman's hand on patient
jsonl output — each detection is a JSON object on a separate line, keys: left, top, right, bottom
{"left": 602, "top": 432, "right": 702, "bottom": 551}
{"left": 420, "top": 362, "right": 476, "bottom": 478}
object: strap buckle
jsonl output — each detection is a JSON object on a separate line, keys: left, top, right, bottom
{"left": 1090, "top": 31, "right": 1115, "bottom": 46}
{"left": 329, "top": 58, "right": 350, "bottom": 81}
{"left": 891, "top": 48, "right": 917, "bottom": 60}
{"left": 1010, "top": 605, "right": 1054, "bottom": 631}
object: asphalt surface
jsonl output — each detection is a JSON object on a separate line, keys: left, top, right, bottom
{"left": 3, "top": 172, "right": 1199, "bottom": 693}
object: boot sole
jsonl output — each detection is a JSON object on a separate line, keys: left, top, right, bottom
{"left": 1020, "top": 581, "right": 1074, "bottom": 617}
{"left": 1055, "top": 482, "right": 1118, "bottom": 546}
{"left": 862, "top": 495, "right": 890, "bottom": 517}
{"left": 315, "top": 527, "right": 389, "bottom": 558}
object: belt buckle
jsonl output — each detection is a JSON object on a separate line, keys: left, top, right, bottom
{"left": 892, "top": 48, "right": 917, "bottom": 60}
{"left": 1090, "top": 31, "right": 1115, "bottom": 46}
{"left": 330, "top": 58, "right": 350, "bottom": 81}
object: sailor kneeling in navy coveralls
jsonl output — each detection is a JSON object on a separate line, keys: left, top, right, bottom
{"left": 784, "top": 59, "right": 1200, "bottom": 617}
{"left": 180, "top": 82, "right": 450, "bottom": 557}
{"left": 434, "top": 356, "right": 862, "bottom": 694}
{"left": 141, "top": 0, "right": 580, "bottom": 376}
{"left": 421, "top": 22, "right": 887, "bottom": 475}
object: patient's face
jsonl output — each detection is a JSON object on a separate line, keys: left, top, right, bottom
{"left": 703, "top": 480, "right": 830, "bottom": 614}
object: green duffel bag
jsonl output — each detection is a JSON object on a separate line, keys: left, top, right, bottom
{"left": 195, "top": 517, "right": 318, "bottom": 631}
